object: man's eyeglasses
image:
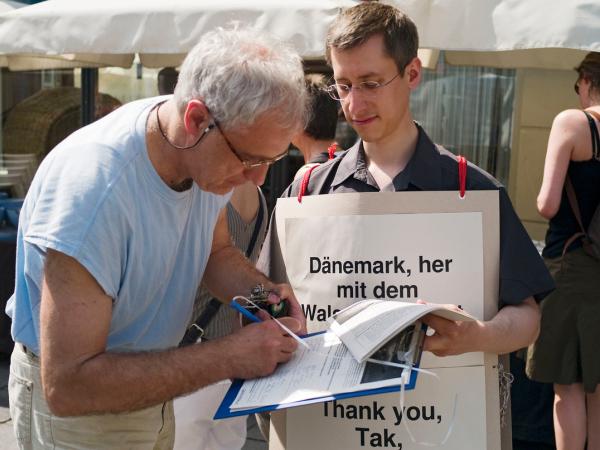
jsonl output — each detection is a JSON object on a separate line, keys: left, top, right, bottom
{"left": 212, "top": 120, "right": 288, "bottom": 169}
{"left": 324, "top": 72, "right": 402, "bottom": 102}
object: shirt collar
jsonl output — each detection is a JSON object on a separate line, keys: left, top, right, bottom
{"left": 331, "top": 139, "right": 371, "bottom": 188}
{"left": 331, "top": 123, "right": 445, "bottom": 191}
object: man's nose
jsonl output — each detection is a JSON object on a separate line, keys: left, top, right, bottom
{"left": 345, "top": 89, "right": 368, "bottom": 116}
{"left": 244, "top": 165, "right": 269, "bottom": 186}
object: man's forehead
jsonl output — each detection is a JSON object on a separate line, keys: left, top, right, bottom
{"left": 331, "top": 49, "right": 396, "bottom": 80}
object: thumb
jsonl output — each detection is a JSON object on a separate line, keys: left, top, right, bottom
{"left": 275, "top": 317, "right": 301, "bottom": 335}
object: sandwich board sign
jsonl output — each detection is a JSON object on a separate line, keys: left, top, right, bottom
{"left": 264, "top": 191, "right": 507, "bottom": 450}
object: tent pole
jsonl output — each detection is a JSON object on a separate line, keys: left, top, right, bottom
{"left": 81, "top": 68, "right": 98, "bottom": 126}
{"left": 0, "top": 68, "right": 3, "bottom": 157}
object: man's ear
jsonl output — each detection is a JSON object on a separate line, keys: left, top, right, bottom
{"left": 183, "top": 99, "right": 210, "bottom": 136}
{"left": 406, "top": 57, "right": 422, "bottom": 89}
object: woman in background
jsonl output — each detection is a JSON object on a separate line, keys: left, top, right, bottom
{"left": 527, "top": 52, "right": 600, "bottom": 450}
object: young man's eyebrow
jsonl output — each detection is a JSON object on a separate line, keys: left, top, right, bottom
{"left": 335, "top": 72, "right": 385, "bottom": 83}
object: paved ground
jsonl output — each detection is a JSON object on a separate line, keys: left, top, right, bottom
{"left": 0, "top": 354, "right": 266, "bottom": 450}
{"left": 243, "top": 416, "right": 268, "bottom": 450}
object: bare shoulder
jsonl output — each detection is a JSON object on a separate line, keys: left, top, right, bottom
{"left": 552, "top": 108, "right": 587, "bottom": 130}
{"left": 551, "top": 109, "right": 594, "bottom": 158}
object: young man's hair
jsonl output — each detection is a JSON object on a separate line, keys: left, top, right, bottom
{"left": 304, "top": 74, "right": 338, "bottom": 141}
{"left": 575, "top": 52, "right": 600, "bottom": 97}
{"left": 325, "top": 2, "right": 419, "bottom": 75}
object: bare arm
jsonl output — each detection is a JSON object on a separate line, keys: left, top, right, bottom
{"left": 537, "top": 110, "right": 587, "bottom": 219}
{"left": 40, "top": 248, "right": 299, "bottom": 417}
{"left": 202, "top": 209, "right": 307, "bottom": 331}
{"left": 421, "top": 297, "right": 540, "bottom": 356}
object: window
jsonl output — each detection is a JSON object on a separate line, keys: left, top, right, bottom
{"left": 411, "top": 53, "right": 515, "bottom": 185}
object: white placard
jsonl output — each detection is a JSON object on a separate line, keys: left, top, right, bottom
{"left": 267, "top": 192, "right": 503, "bottom": 450}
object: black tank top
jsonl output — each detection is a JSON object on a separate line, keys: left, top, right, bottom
{"left": 543, "top": 111, "right": 600, "bottom": 258}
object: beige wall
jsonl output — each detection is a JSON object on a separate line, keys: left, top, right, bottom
{"left": 508, "top": 68, "right": 580, "bottom": 240}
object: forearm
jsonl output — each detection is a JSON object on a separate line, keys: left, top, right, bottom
{"left": 203, "top": 245, "right": 271, "bottom": 303}
{"left": 43, "top": 339, "right": 236, "bottom": 416}
{"left": 423, "top": 297, "right": 540, "bottom": 356}
{"left": 471, "top": 297, "right": 540, "bottom": 354}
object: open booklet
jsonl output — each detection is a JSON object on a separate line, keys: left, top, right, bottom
{"left": 328, "top": 299, "right": 475, "bottom": 363}
{"left": 214, "top": 300, "right": 475, "bottom": 419}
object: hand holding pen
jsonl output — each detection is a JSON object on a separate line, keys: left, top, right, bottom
{"left": 230, "top": 298, "right": 309, "bottom": 349}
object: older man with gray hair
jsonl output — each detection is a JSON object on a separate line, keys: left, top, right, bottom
{"left": 6, "top": 27, "right": 307, "bottom": 449}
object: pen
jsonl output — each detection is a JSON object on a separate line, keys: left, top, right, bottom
{"left": 230, "top": 300, "right": 262, "bottom": 323}
{"left": 230, "top": 297, "right": 310, "bottom": 349}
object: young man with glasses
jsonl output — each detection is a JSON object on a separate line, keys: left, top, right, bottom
{"left": 261, "top": 1, "right": 553, "bottom": 377}
{"left": 6, "top": 28, "right": 308, "bottom": 449}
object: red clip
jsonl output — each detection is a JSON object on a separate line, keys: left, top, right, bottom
{"left": 327, "top": 142, "right": 338, "bottom": 160}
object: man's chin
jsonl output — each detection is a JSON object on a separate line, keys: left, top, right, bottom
{"left": 355, "top": 132, "right": 380, "bottom": 144}
{"left": 212, "top": 184, "right": 235, "bottom": 196}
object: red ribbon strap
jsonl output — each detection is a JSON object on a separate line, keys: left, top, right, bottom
{"left": 457, "top": 155, "right": 467, "bottom": 198}
{"left": 298, "top": 142, "right": 338, "bottom": 203}
{"left": 298, "top": 164, "right": 320, "bottom": 203}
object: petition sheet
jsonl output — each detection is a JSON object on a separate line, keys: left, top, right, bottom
{"left": 229, "top": 333, "right": 411, "bottom": 410}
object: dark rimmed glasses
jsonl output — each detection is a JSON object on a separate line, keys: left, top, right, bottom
{"left": 324, "top": 72, "right": 402, "bottom": 102}
{"left": 212, "top": 120, "right": 288, "bottom": 169}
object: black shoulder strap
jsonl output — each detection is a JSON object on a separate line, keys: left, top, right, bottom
{"left": 244, "top": 189, "right": 265, "bottom": 260}
{"left": 179, "top": 189, "right": 266, "bottom": 346}
{"left": 563, "top": 176, "right": 588, "bottom": 257}
{"left": 583, "top": 111, "right": 600, "bottom": 159}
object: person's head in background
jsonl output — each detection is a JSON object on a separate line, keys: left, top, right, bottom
{"left": 325, "top": 2, "right": 421, "bottom": 146}
{"left": 157, "top": 67, "right": 179, "bottom": 95}
{"left": 292, "top": 74, "right": 339, "bottom": 163}
{"left": 574, "top": 52, "right": 600, "bottom": 108}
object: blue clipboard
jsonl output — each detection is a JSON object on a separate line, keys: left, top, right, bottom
{"left": 214, "top": 331, "right": 420, "bottom": 420}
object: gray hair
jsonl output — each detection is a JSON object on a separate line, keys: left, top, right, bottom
{"left": 174, "top": 27, "right": 308, "bottom": 131}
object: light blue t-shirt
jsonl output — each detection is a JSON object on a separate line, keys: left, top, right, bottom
{"left": 6, "top": 96, "right": 230, "bottom": 354}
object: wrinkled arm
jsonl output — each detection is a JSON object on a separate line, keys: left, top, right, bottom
{"left": 421, "top": 297, "right": 540, "bottom": 356}
{"left": 203, "top": 209, "right": 306, "bottom": 330}
{"left": 40, "top": 248, "right": 299, "bottom": 416}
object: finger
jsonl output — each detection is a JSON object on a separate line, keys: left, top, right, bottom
{"left": 436, "top": 303, "right": 464, "bottom": 313}
{"left": 282, "top": 291, "right": 308, "bottom": 333}
{"left": 280, "top": 335, "right": 299, "bottom": 354}
{"left": 422, "top": 334, "right": 442, "bottom": 352}
{"left": 276, "top": 317, "right": 301, "bottom": 335}
{"left": 420, "top": 314, "right": 456, "bottom": 333}
{"left": 422, "top": 335, "right": 452, "bottom": 357}
{"left": 288, "top": 306, "right": 307, "bottom": 334}
{"left": 256, "top": 309, "right": 271, "bottom": 321}
{"left": 267, "top": 290, "right": 282, "bottom": 305}
{"left": 278, "top": 349, "right": 295, "bottom": 364}
{"left": 270, "top": 284, "right": 307, "bottom": 332}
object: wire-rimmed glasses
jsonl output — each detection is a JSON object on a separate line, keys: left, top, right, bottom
{"left": 212, "top": 119, "right": 288, "bottom": 169}
{"left": 324, "top": 72, "right": 402, "bottom": 102}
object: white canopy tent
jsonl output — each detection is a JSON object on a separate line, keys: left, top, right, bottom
{"left": 0, "top": 0, "right": 599, "bottom": 125}
{"left": 0, "top": 0, "right": 358, "bottom": 70}
{"left": 0, "top": 0, "right": 599, "bottom": 71}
